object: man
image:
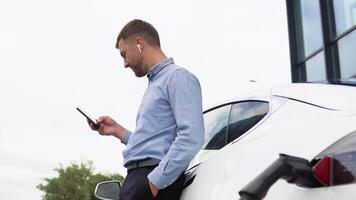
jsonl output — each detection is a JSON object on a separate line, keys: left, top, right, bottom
{"left": 89, "top": 19, "right": 204, "bottom": 200}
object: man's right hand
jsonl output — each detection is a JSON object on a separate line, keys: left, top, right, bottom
{"left": 87, "top": 116, "right": 126, "bottom": 141}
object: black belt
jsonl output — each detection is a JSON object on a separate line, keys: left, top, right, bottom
{"left": 126, "top": 158, "right": 160, "bottom": 171}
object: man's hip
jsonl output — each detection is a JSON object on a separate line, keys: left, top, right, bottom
{"left": 119, "top": 165, "right": 185, "bottom": 200}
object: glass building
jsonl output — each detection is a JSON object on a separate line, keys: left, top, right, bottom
{"left": 286, "top": 0, "right": 356, "bottom": 82}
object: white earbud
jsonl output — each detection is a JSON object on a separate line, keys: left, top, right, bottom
{"left": 137, "top": 44, "right": 142, "bottom": 53}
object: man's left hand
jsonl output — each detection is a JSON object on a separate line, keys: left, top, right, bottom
{"left": 148, "top": 180, "right": 159, "bottom": 197}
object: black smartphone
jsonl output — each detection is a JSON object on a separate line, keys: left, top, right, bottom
{"left": 76, "top": 107, "right": 100, "bottom": 129}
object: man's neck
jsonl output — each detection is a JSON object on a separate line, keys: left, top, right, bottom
{"left": 145, "top": 49, "right": 167, "bottom": 71}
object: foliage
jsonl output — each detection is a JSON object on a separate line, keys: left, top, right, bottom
{"left": 37, "top": 161, "right": 124, "bottom": 200}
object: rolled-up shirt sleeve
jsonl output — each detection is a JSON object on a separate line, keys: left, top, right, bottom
{"left": 147, "top": 69, "right": 204, "bottom": 189}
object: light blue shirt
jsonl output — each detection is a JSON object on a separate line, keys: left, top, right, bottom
{"left": 122, "top": 57, "right": 204, "bottom": 189}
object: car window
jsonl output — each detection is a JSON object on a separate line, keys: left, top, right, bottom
{"left": 228, "top": 101, "right": 269, "bottom": 143}
{"left": 203, "top": 105, "right": 231, "bottom": 150}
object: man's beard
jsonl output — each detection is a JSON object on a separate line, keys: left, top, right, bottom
{"left": 132, "top": 65, "right": 146, "bottom": 77}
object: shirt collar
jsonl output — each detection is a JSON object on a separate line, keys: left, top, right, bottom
{"left": 147, "top": 57, "right": 174, "bottom": 81}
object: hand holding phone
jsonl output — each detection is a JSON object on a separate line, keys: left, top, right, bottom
{"left": 76, "top": 107, "right": 101, "bottom": 129}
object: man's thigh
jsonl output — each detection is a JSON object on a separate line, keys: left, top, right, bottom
{"left": 119, "top": 166, "right": 185, "bottom": 200}
{"left": 155, "top": 173, "right": 185, "bottom": 200}
{"left": 119, "top": 167, "right": 154, "bottom": 200}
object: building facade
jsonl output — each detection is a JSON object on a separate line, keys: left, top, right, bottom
{"left": 286, "top": 0, "right": 356, "bottom": 82}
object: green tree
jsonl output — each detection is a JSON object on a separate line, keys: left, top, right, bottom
{"left": 37, "top": 161, "right": 124, "bottom": 200}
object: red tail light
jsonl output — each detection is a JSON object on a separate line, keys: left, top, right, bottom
{"left": 313, "top": 156, "right": 332, "bottom": 186}
{"left": 313, "top": 152, "right": 356, "bottom": 186}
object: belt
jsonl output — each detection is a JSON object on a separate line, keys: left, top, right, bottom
{"left": 126, "top": 158, "right": 161, "bottom": 171}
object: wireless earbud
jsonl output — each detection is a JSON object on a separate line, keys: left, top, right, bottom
{"left": 137, "top": 44, "right": 142, "bottom": 53}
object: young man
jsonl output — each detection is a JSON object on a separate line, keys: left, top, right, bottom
{"left": 89, "top": 19, "right": 204, "bottom": 200}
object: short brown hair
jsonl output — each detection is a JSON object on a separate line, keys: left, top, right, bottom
{"left": 116, "top": 19, "right": 161, "bottom": 48}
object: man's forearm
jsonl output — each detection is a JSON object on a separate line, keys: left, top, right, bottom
{"left": 147, "top": 124, "right": 204, "bottom": 189}
{"left": 113, "top": 126, "right": 127, "bottom": 141}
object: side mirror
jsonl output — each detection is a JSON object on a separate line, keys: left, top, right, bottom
{"left": 94, "top": 181, "right": 121, "bottom": 200}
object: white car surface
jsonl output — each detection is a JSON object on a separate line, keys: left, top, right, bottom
{"left": 181, "top": 82, "right": 356, "bottom": 200}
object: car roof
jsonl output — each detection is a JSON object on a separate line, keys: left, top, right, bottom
{"left": 204, "top": 83, "right": 356, "bottom": 111}
{"left": 202, "top": 84, "right": 273, "bottom": 111}
{"left": 272, "top": 83, "right": 356, "bottom": 111}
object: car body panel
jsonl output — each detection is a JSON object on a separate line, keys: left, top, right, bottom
{"left": 181, "top": 83, "right": 356, "bottom": 200}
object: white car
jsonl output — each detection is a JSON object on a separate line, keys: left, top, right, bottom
{"left": 95, "top": 82, "right": 356, "bottom": 200}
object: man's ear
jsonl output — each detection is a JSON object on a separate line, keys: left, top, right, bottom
{"left": 135, "top": 37, "right": 143, "bottom": 46}
{"left": 135, "top": 37, "right": 144, "bottom": 53}
{"left": 135, "top": 37, "right": 143, "bottom": 53}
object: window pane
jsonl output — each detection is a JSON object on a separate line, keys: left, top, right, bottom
{"left": 203, "top": 105, "right": 231, "bottom": 150}
{"left": 298, "top": 0, "right": 324, "bottom": 58}
{"left": 338, "top": 30, "right": 356, "bottom": 78}
{"left": 305, "top": 51, "right": 327, "bottom": 82}
{"left": 228, "top": 101, "right": 269, "bottom": 143}
{"left": 334, "top": 0, "right": 356, "bottom": 35}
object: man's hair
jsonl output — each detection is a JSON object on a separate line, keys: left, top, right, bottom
{"left": 116, "top": 19, "right": 161, "bottom": 48}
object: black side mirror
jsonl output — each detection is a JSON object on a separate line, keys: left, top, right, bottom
{"left": 94, "top": 181, "right": 121, "bottom": 200}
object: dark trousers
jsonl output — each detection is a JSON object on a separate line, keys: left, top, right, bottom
{"left": 119, "top": 166, "right": 185, "bottom": 200}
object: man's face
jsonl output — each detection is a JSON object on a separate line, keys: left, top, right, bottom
{"left": 118, "top": 38, "right": 145, "bottom": 77}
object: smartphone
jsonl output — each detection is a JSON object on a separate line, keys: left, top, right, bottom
{"left": 76, "top": 107, "right": 100, "bottom": 129}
